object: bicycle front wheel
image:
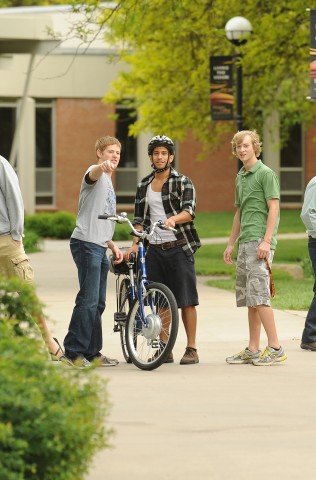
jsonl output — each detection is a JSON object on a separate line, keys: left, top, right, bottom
{"left": 125, "top": 282, "right": 179, "bottom": 370}
{"left": 119, "top": 278, "right": 132, "bottom": 363}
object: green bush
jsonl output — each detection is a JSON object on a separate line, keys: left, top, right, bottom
{"left": 24, "top": 212, "right": 76, "bottom": 239}
{"left": 0, "top": 277, "right": 112, "bottom": 480}
{"left": 112, "top": 222, "right": 133, "bottom": 241}
{"left": 24, "top": 213, "right": 52, "bottom": 238}
{"left": 48, "top": 211, "right": 76, "bottom": 238}
{"left": 23, "top": 229, "right": 42, "bottom": 254}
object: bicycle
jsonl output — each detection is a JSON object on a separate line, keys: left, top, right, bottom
{"left": 98, "top": 212, "right": 179, "bottom": 371}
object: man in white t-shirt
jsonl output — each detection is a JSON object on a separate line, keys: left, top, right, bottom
{"left": 63, "top": 136, "right": 123, "bottom": 367}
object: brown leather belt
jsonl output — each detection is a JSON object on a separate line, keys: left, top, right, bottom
{"left": 149, "top": 238, "right": 187, "bottom": 250}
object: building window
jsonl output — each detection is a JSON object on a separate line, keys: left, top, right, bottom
{"left": 115, "top": 106, "right": 138, "bottom": 205}
{"left": 0, "top": 104, "right": 16, "bottom": 160}
{"left": 0, "top": 101, "right": 55, "bottom": 207}
{"left": 280, "top": 123, "right": 304, "bottom": 206}
{"left": 35, "top": 103, "right": 54, "bottom": 206}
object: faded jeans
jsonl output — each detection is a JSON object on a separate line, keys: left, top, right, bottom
{"left": 64, "top": 239, "right": 109, "bottom": 360}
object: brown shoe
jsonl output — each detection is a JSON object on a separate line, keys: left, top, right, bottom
{"left": 148, "top": 349, "right": 174, "bottom": 363}
{"left": 301, "top": 342, "right": 316, "bottom": 351}
{"left": 180, "top": 347, "right": 199, "bottom": 365}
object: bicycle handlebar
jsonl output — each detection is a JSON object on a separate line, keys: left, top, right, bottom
{"left": 98, "top": 212, "right": 177, "bottom": 239}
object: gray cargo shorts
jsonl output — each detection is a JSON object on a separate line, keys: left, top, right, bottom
{"left": 236, "top": 239, "right": 274, "bottom": 308}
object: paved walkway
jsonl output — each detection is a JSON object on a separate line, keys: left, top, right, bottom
{"left": 28, "top": 239, "right": 315, "bottom": 480}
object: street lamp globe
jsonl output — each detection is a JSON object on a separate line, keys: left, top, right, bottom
{"left": 225, "top": 16, "right": 252, "bottom": 46}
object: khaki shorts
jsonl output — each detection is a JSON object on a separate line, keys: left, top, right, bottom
{"left": 236, "top": 240, "right": 274, "bottom": 308}
{"left": 0, "top": 234, "right": 34, "bottom": 285}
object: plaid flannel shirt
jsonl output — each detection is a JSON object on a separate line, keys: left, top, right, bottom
{"left": 133, "top": 167, "right": 201, "bottom": 255}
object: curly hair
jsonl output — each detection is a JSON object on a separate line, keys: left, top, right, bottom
{"left": 231, "top": 130, "right": 262, "bottom": 158}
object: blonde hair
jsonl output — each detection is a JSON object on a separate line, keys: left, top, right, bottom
{"left": 95, "top": 136, "right": 121, "bottom": 158}
{"left": 231, "top": 130, "right": 262, "bottom": 158}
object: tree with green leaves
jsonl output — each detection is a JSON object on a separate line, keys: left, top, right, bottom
{"left": 3, "top": 0, "right": 313, "bottom": 148}
{"left": 98, "top": 0, "right": 313, "bottom": 147}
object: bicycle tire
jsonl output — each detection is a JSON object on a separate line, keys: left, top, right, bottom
{"left": 125, "top": 282, "right": 179, "bottom": 370}
{"left": 119, "top": 278, "right": 132, "bottom": 363}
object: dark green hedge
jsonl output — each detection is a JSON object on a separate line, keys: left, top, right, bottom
{"left": 0, "top": 277, "right": 112, "bottom": 480}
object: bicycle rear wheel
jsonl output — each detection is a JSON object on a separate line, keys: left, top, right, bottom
{"left": 125, "top": 282, "right": 179, "bottom": 370}
{"left": 119, "top": 278, "right": 132, "bottom": 363}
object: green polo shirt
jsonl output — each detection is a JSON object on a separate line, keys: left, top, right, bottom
{"left": 235, "top": 160, "right": 280, "bottom": 249}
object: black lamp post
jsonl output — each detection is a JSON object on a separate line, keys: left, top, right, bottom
{"left": 225, "top": 16, "right": 252, "bottom": 168}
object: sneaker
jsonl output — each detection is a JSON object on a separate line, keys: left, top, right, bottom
{"left": 93, "top": 354, "right": 119, "bottom": 367}
{"left": 180, "top": 347, "right": 199, "bottom": 365}
{"left": 226, "top": 347, "right": 261, "bottom": 364}
{"left": 65, "top": 355, "right": 92, "bottom": 368}
{"left": 252, "top": 346, "right": 287, "bottom": 366}
{"left": 58, "top": 354, "right": 75, "bottom": 366}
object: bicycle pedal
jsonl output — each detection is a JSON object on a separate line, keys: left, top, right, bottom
{"left": 113, "top": 324, "right": 120, "bottom": 333}
{"left": 114, "top": 312, "right": 127, "bottom": 323}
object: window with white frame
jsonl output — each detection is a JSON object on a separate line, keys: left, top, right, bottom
{"left": 35, "top": 102, "right": 54, "bottom": 206}
{"left": 0, "top": 101, "right": 55, "bottom": 206}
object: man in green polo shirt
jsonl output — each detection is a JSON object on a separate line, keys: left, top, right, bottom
{"left": 223, "top": 130, "right": 287, "bottom": 366}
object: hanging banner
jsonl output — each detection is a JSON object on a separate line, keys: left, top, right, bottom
{"left": 210, "top": 56, "right": 234, "bottom": 120}
{"left": 310, "top": 10, "right": 316, "bottom": 99}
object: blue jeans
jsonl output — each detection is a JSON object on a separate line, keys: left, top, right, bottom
{"left": 302, "top": 236, "right": 316, "bottom": 343}
{"left": 64, "top": 239, "right": 109, "bottom": 360}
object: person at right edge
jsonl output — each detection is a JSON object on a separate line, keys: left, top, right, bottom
{"left": 223, "top": 130, "right": 287, "bottom": 366}
{"left": 124, "top": 135, "right": 201, "bottom": 365}
{"left": 300, "top": 176, "right": 316, "bottom": 351}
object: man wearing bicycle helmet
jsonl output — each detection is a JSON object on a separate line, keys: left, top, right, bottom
{"left": 125, "top": 135, "right": 201, "bottom": 365}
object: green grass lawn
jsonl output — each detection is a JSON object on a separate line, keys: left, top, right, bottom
{"left": 206, "top": 269, "right": 313, "bottom": 311}
{"left": 196, "top": 238, "right": 312, "bottom": 311}
{"left": 194, "top": 209, "right": 305, "bottom": 238}
{"left": 114, "top": 208, "right": 305, "bottom": 240}
{"left": 114, "top": 209, "right": 311, "bottom": 310}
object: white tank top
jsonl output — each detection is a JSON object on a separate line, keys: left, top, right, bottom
{"left": 147, "top": 183, "right": 177, "bottom": 244}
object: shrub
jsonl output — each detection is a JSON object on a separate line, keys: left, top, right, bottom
{"left": 25, "top": 210, "right": 133, "bottom": 242}
{"left": 24, "top": 213, "right": 53, "bottom": 238}
{"left": 24, "top": 212, "right": 76, "bottom": 239}
{"left": 47, "top": 211, "right": 76, "bottom": 238}
{"left": 0, "top": 277, "right": 112, "bottom": 480}
{"left": 23, "top": 229, "right": 42, "bottom": 254}
{"left": 112, "top": 222, "right": 133, "bottom": 241}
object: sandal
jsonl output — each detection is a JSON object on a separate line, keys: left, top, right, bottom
{"left": 50, "top": 337, "right": 65, "bottom": 361}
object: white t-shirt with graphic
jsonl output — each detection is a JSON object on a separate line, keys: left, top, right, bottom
{"left": 71, "top": 166, "right": 115, "bottom": 247}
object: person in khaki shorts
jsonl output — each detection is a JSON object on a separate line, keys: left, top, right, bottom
{"left": 223, "top": 130, "right": 287, "bottom": 366}
{"left": 0, "top": 154, "right": 69, "bottom": 364}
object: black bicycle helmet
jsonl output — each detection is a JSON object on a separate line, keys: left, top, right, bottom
{"left": 147, "top": 135, "right": 175, "bottom": 156}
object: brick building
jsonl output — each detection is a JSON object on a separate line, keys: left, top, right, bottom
{"left": 0, "top": 6, "right": 313, "bottom": 214}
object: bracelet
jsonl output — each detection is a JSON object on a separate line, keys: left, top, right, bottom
{"left": 263, "top": 239, "right": 271, "bottom": 244}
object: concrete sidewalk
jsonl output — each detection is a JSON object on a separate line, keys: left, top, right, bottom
{"left": 29, "top": 240, "right": 315, "bottom": 480}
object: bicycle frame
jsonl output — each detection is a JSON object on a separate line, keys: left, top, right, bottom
{"left": 99, "top": 212, "right": 179, "bottom": 370}
{"left": 99, "top": 212, "right": 176, "bottom": 329}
